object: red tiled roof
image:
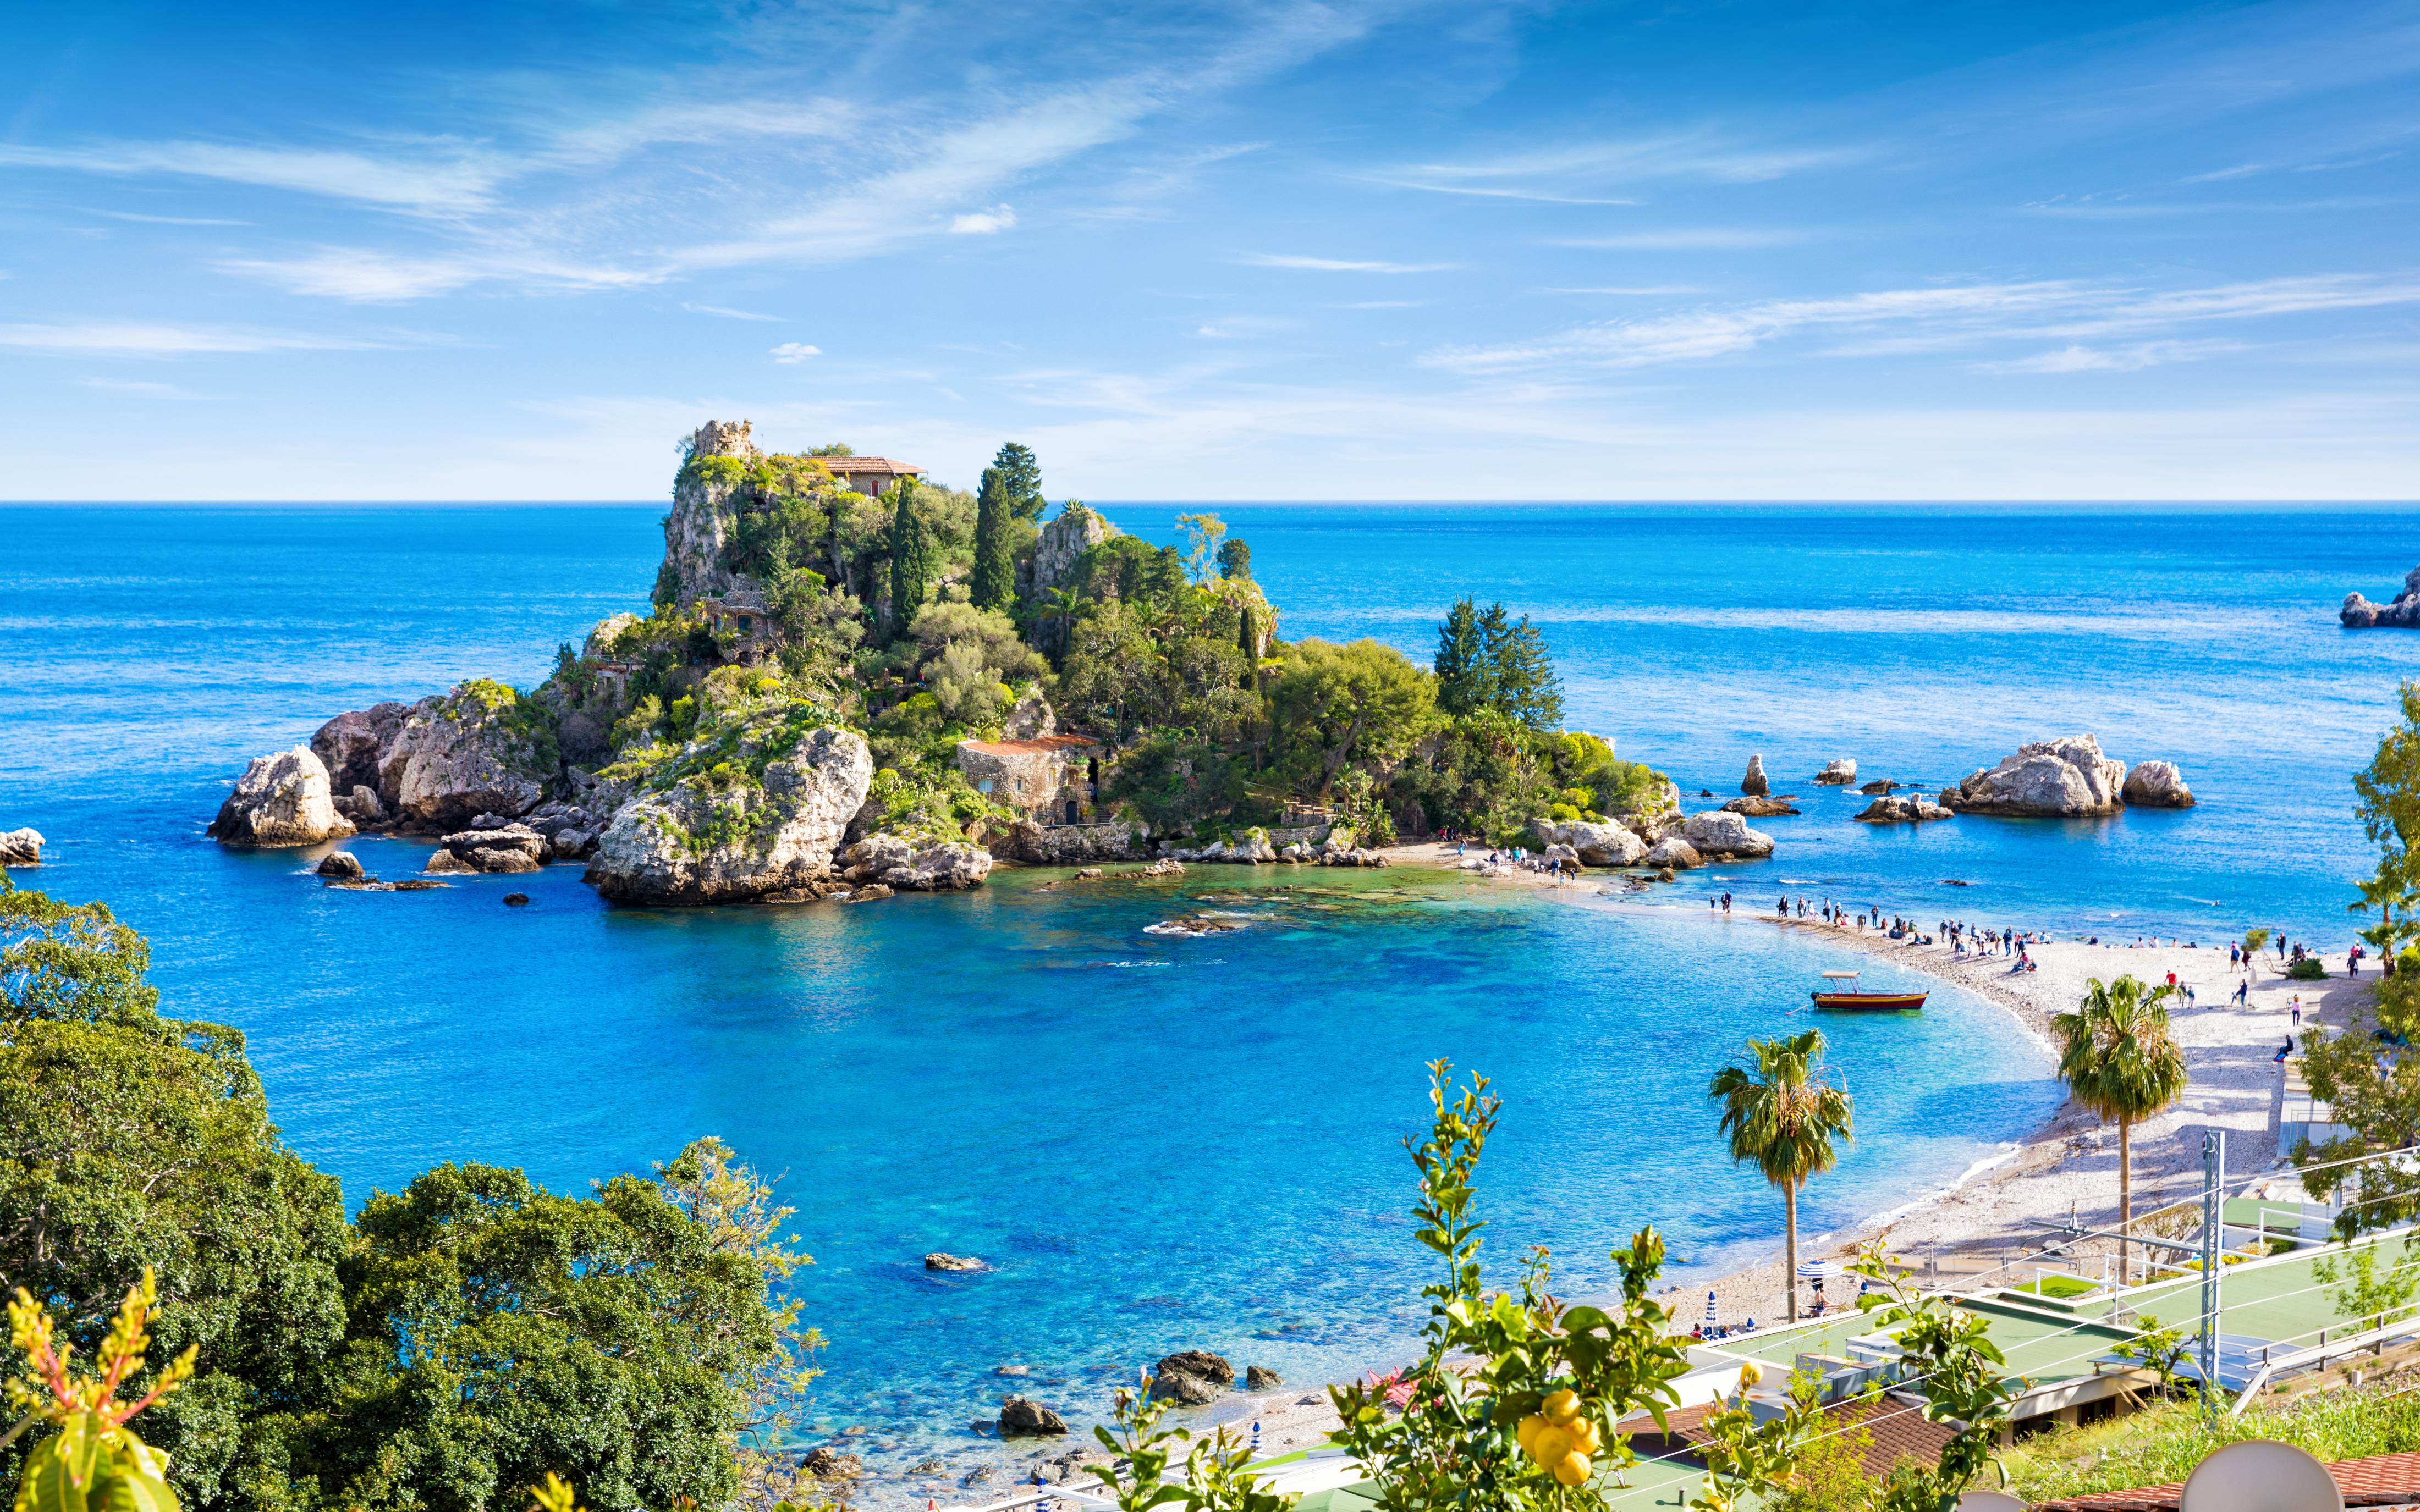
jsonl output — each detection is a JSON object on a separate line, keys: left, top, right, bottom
{"left": 2032, "top": 1449, "right": 2420, "bottom": 1511}
{"left": 1628, "top": 1399, "right": 1956, "bottom": 1481}
{"left": 821, "top": 456, "right": 925, "bottom": 475}
{"left": 960, "top": 735, "right": 1101, "bottom": 757}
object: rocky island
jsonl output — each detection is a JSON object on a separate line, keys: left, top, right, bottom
{"left": 2342, "top": 565, "right": 2420, "bottom": 627}
{"left": 210, "top": 422, "right": 1697, "bottom": 905}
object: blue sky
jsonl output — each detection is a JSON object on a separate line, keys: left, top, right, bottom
{"left": 4, "top": 1, "right": 2417, "bottom": 500}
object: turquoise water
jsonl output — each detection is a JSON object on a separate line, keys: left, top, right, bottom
{"left": 2, "top": 502, "right": 2413, "bottom": 1475}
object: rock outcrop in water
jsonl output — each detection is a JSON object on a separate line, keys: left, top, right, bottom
{"left": 2122, "top": 760, "right": 2196, "bottom": 808}
{"left": 208, "top": 747, "right": 355, "bottom": 847}
{"left": 1940, "top": 735, "right": 2125, "bottom": 817}
{"left": 1855, "top": 794, "right": 1953, "bottom": 824}
{"left": 1723, "top": 796, "right": 1798, "bottom": 817}
{"left": 1813, "top": 758, "right": 1857, "bottom": 785}
{"left": 1530, "top": 818, "right": 1649, "bottom": 865}
{"left": 0, "top": 829, "right": 42, "bottom": 867}
{"left": 587, "top": 716, "right": 873, "bottom": 906}
{"left": 2342, "top": 566, "right": 2420, "bottom": 627}
{"left": 1741, "top": 754, "right": 1769, "bottom": 796}
{"left": 841, "top": 832, "right": 993, "bottom": 891}
{"left": 1681, "top": 809, "right": 1775, "bottom": 859}
{"left": 380, "top": 686, "right": 554, "bottom": 829}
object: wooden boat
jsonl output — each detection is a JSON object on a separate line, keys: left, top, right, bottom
{"left": 1810, "top": 970, "right": 1926, "bottom": 1012}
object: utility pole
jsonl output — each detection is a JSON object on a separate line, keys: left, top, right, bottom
{"left": 2199, "top": 1128, "right": 2228, "bottom": 1420}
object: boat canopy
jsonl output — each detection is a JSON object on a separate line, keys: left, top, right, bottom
{"left": 1820, "top": 970, "right": 1861, "bottom": 980}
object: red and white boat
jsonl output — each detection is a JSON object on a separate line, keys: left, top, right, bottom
{"left": 1809, "top": 969, "right": 1926, "bottom": 1012}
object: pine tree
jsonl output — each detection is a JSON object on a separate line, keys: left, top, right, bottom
{"left": 1218, "top": 538, "right": 1251, "bottom": 580}
{"left": 1433, "top": 598, "right": 1494, "bottom": 718}
{"left": 888, "top": 480, "right": 935, "bottom": 632}
{"left": 1496, "top": 614, "right": 1565, "bottom": 732}
{"left": 992, "top": 443, "right": 1045, "bottom": 521}
{"left": 971, "top": 466, "right": 1015, "bottom": 610}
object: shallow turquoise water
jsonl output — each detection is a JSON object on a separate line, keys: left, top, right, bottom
{"left": 1, "top": 501, "right": 2411, "bottom": 1471}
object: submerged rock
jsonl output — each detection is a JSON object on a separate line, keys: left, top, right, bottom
{"left": 0, "top": 829, "right": 44, "bottom": 867}
{"left": 2342, "top": 565, "right": 2420, "bottom": 627}
{"left": 1813, "top": 757, "right": 1857, "bottom": 785}
{"left": 2122, "top": 760, "right": 2196, "bottom": 808}
{"left": 998, "top": 1398, "right": 1069, "bottom": 1436}
{"left": 587, "top": 722, "right": 873, "bottom": 906}
{"left": 209, "top": 747, "right": 356, "bottom": 847}
{"left": 925, "top": 1252, "right": 986, "bottom": 1271}
{"left": 1741, "top": 754, "right": 1769, "bottom": 797}
{"left": 1940, "top": 735, "right": 2125, "bottom": 817}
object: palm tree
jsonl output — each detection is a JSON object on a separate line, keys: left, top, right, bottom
{"left": 1041, "top": 586, "right": 1086, "bottom": 663}
{"left": 1708, "top": 1029, "right": 1854, "bottom": 1323}
{"left": 2053, "top": 975, "right": 2187, "bottom": 1285}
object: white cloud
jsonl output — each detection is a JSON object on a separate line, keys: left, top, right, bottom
{"left": 1240, "top": 253, "right": 1454, "bottom": 272}
{"left": 683, "top": 302, "right": 783, "bottom": 322}
{"left": 1550, "top": 228, "right": 1811, "bottom": 250}
{"left": 948, "top": 205, "right": 1018, "bottom": 235}
{"left": 78, "top": 376, "right": 213, "bottom": 398}
{"left": 0, "top": 322, "right": 377, "bottom": 356}
{"left": 0, "top": 140, "right": 509, "bottom": 213}
{"left": 222, "top": 246, "right": 669, "bottom": 302}
{"left": 94, "top": 209, "right": 252, "bottom": 226}
{"left": 769, "top": 341, "right": 822, "bottom": 363}
{"left": 1978, "top": 340, "right": 2244, "bottom": 374}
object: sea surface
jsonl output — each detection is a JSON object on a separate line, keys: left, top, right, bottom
{"left": 3, "top": 502, "right": 2416, "bottom": 1481}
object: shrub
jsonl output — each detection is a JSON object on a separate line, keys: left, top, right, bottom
{"left": 2289, "top": 957, "right": 2328, "bottom": 980}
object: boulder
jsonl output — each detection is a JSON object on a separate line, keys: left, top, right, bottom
{"left": 503, "top": 892, "right": 530, "bottom": 906}
{"left": 378, "top": 687, "right": 553, "bottom": 829}
{"left": 1680, "top": 810, "right": 1775, "bottom": 859}
{"left": 1722, "top": 797, "right": 1799, "bottom": 818}
{"left": 998, "top": 1398, "right": 1069, "bottom": 1436}
{"left": 801, "top": 1447, "right": 864, "bottom": 1481}
{"left": 552, "top": 829, "right": 596, "bottom": 859}
{"left": 1813, "top": 758, "right": 1857, "bottom": 785}
{"left": 2122, "top": 760, "right": 2196, "bottom": 809}
{"left": 315, "top": 851, "right": 365, "bottom": 879}
{"left": 1855, "top": 795, "right": 1953, "bottom": 824}
{"left": 925, "top": 1252, "right": 986, "bottom": 1271}
{"left": 2341, "top": 566, "right": 2420, "bottom": 628}
{"left": 335, "top": 785, "right": 387, "bottom": 825}
{"left": 1246, "top": 1365, "right": 1283, "bottom": 1389}
{"left": 1642, "top": 837, "right": 1703, "bottom": 870}
{"left": 1150, "top": 1372, "right": 1221, "bottom": 1406}
{"left": 588, "top": 724, "right": 873, "bottom": 906}
{"left": 1156, "top": 1351, "right": 1235, "bottom": 1386}
{"left": 424, "top": 849, "right": 476, "bottom": 875}
{"left": 843, "top": 833, "right": 994, "bottom": 891}
{"left": 1939, "top": 735, "right": 2125, "bottom": 817}
{"left": 311, "top": 702, "right": 408, "bottom": 796}
{"left": 1530, "top": 819, "right": 1648, "bottom": 866}
{"left": 1543, "top": 842, "right": 1580, "bottom": 868}
{"left": 209, "top": 747, "right": 356, "bottom": 847}
{"left": 1857, "top": 779, "right": 1901, "bottom": 795}
{"left": 0, "top": 829, "right": 43, "bottom": 867}
{"left": 439, "top": 823, "right": 547, "bottom": 860}
{"left": 1003, "top": 689, "right": 1056, "bottom": 740}
{"left": 1741, "top": 754, "right": 1769, "bottom": 796}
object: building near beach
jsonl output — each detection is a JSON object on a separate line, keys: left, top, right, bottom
{"left": 955, "top": 735, "right": 1102, "bottom": 825}
{"left": 697, "top": 589, "right": 777, "bottom": 664}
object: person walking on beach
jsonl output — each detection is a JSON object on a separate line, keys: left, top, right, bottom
{"left": 2232, "top": 979, "right": 2248, "bottom": 1007}
{"left": 2291, "top": 997, "right": 2302, "bottom": 1027}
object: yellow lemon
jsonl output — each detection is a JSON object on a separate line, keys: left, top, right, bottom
{"left": 1542, "top": 1388, "right": 1581, "bottom": 1426}
{"left": 1737, "top": 1362, "right": 1761, "bottom": 1390}
{"left": 1530, "top": 1426, "right": 1572, "bottom": 1464}
{"left": 1516, "top": 1415, "right": 1547, "bottom": 1455}
{"left": 1566, "top": 1419, "right": 1602, "bottom": 1456}
{"left": 1552, "top": 1452, "right": 1593, "bottom": 1487}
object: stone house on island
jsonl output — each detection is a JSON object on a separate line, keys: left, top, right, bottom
{"left": 697, "top": 588, "right": 778, "bottom": 665}
{"left": 955, "top": 735, "right": 1103, "bottom": 825}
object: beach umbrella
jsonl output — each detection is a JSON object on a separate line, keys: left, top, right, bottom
{"left": 1703, "top": 1290, "right": 1718, "bottom": 1329}
{"left": 1795, "top": 1262, "right": 1842, "bottom": 1278}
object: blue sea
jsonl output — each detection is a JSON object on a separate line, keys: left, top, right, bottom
{"left": 3, "top": 502, "right": 2416, "bottom": 1478}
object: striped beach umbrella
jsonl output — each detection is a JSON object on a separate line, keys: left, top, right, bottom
{"left": 1703, "top": 1290, "right": 1718, "bottom": 1329}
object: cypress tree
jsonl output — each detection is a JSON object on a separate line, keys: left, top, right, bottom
{"left": 888, "top": 480, "right": 935, "bottom": 631}
{"left": 971, "top": 466, "right": 1015, "bottom": 610}
{"left": 992, "top": 443, "right": 1046, "bottom": 521}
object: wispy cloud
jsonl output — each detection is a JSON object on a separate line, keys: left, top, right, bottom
{"left": 78, "top": 376, "right": 215, "bottom": 398}
{"left": 1196, "top": 314, "right": 1297, "bottom": 339}
{"left": 1240, "top": 253, "right": 1454, "bottom": 272}
{"left": 1387, "top": 134, "right": 1870, "bottom": 194}
{"left": 93, "top": 209, "right": 252, "bottom": 226}
{"left": 1423, "top": 274, "right": 2420, "bottom": 373}
{"left": 0, "top": 140, "right": 509, "bottom": 213}
{"left": 221, "top": 247, "right": 669, "bottom": 302}
{"left": 1354, "top": 178, "right": 1634, "bottom": 205}
{"left": 0, "top": 321, "right": 380, "bottom": 356}
{"left": 1977, "top": 340, "right": 2244, "bottom": 374}
{"left": 683, "top": 302, "right": 783, "bottom": 322}
{"left": 1542, "top": 285, "right": 1708, "bottom": 295}
{"left": 769, "top": 341, "right": 822, "bottom": 363}
{"left": 1550, "top": 228, "right": 1811, "bottom": 250}
{"left": 949, "top": 205, "right": 1018, "bottom": 235}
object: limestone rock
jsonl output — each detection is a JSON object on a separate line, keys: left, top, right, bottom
{"left": 588, "top": 725, "right": 874, "bottom": 906}
{"left": 335, "top": 785, "right": 387, "bottom": 825}
{"left": 802, "top": 1447, "right": 864, "bottom": 1480}
{"left": 552, "top": 828, "right": 596, "bottom": 859}
{"left": 2342, "top": 565, "right": 2420, "bottom": 627}
{"left": 843, "top": 833, "right": 994, "bottom": 891}
{"left": 0, "top": 829, "right": 43, "bottom": 867}
{"left": 982, "top": 818, "right": 1151, "bottom": 865}
{"left": 1855, "top": 795, "right": 1953, "bottom": 824}
{"left": 1531, "top": 818, "right": 1649, "bottom": 865}
{"left": 1246, "top": 1365, "right": 1283, "bottom": 1389}
{"left": 1939, "top": 735, "right": 2125, "bottom": 817}
{"left": 1642, "top": 837, "right": 1703, "bottom": 870}
{"left": 584, "top": 612, "right": 640, "bottom": 661}
{"left": 1741, "top": 754, "right": 1769, "bottom": 796}
{"left": 316, "top": 851, "right": 365, "bottom": 879}
{"left": 1680, "top": 809, "right": 1775, "bottom": 859}
{"left": 312, "top": 702, "right": 408, "bottom": 797}
{"left": 1543, "top": 842, "right": 1580, "bottom": 868}
{"left": 1722, "top": 797, "right": 1799, "bottom": 817}
{"left": 1025, "top": 504, "right": 1119, "bottom": 603}
{"left": 999, "top": 1398, "right": 1069, "bottom": 1436}
{"left": 378, "top": 687, "right": 552, "bottom": 829}
{"left": 1813, "top": 758, "right": 1857, "bottom": 785}
{"left": 925, "top": 1252, "right": 986, "bottom": 1271}
{"left": 1153, "top": 1371, "right": 1220, "bottom": 1405}
{"left": 424, "top": 849, "right": 475, "bottom": 875}
{"left": 2122, "top": 760, "right": 2196, "bottom": 809}
{"left": 210, "top": 747, "right": 356, "bottom": 847}
{"left": 1003, "top": 689, "right": 1056, "bottom": 740}
{"left": 1857, "top": 779, "right": 1901, "bottom": 795}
